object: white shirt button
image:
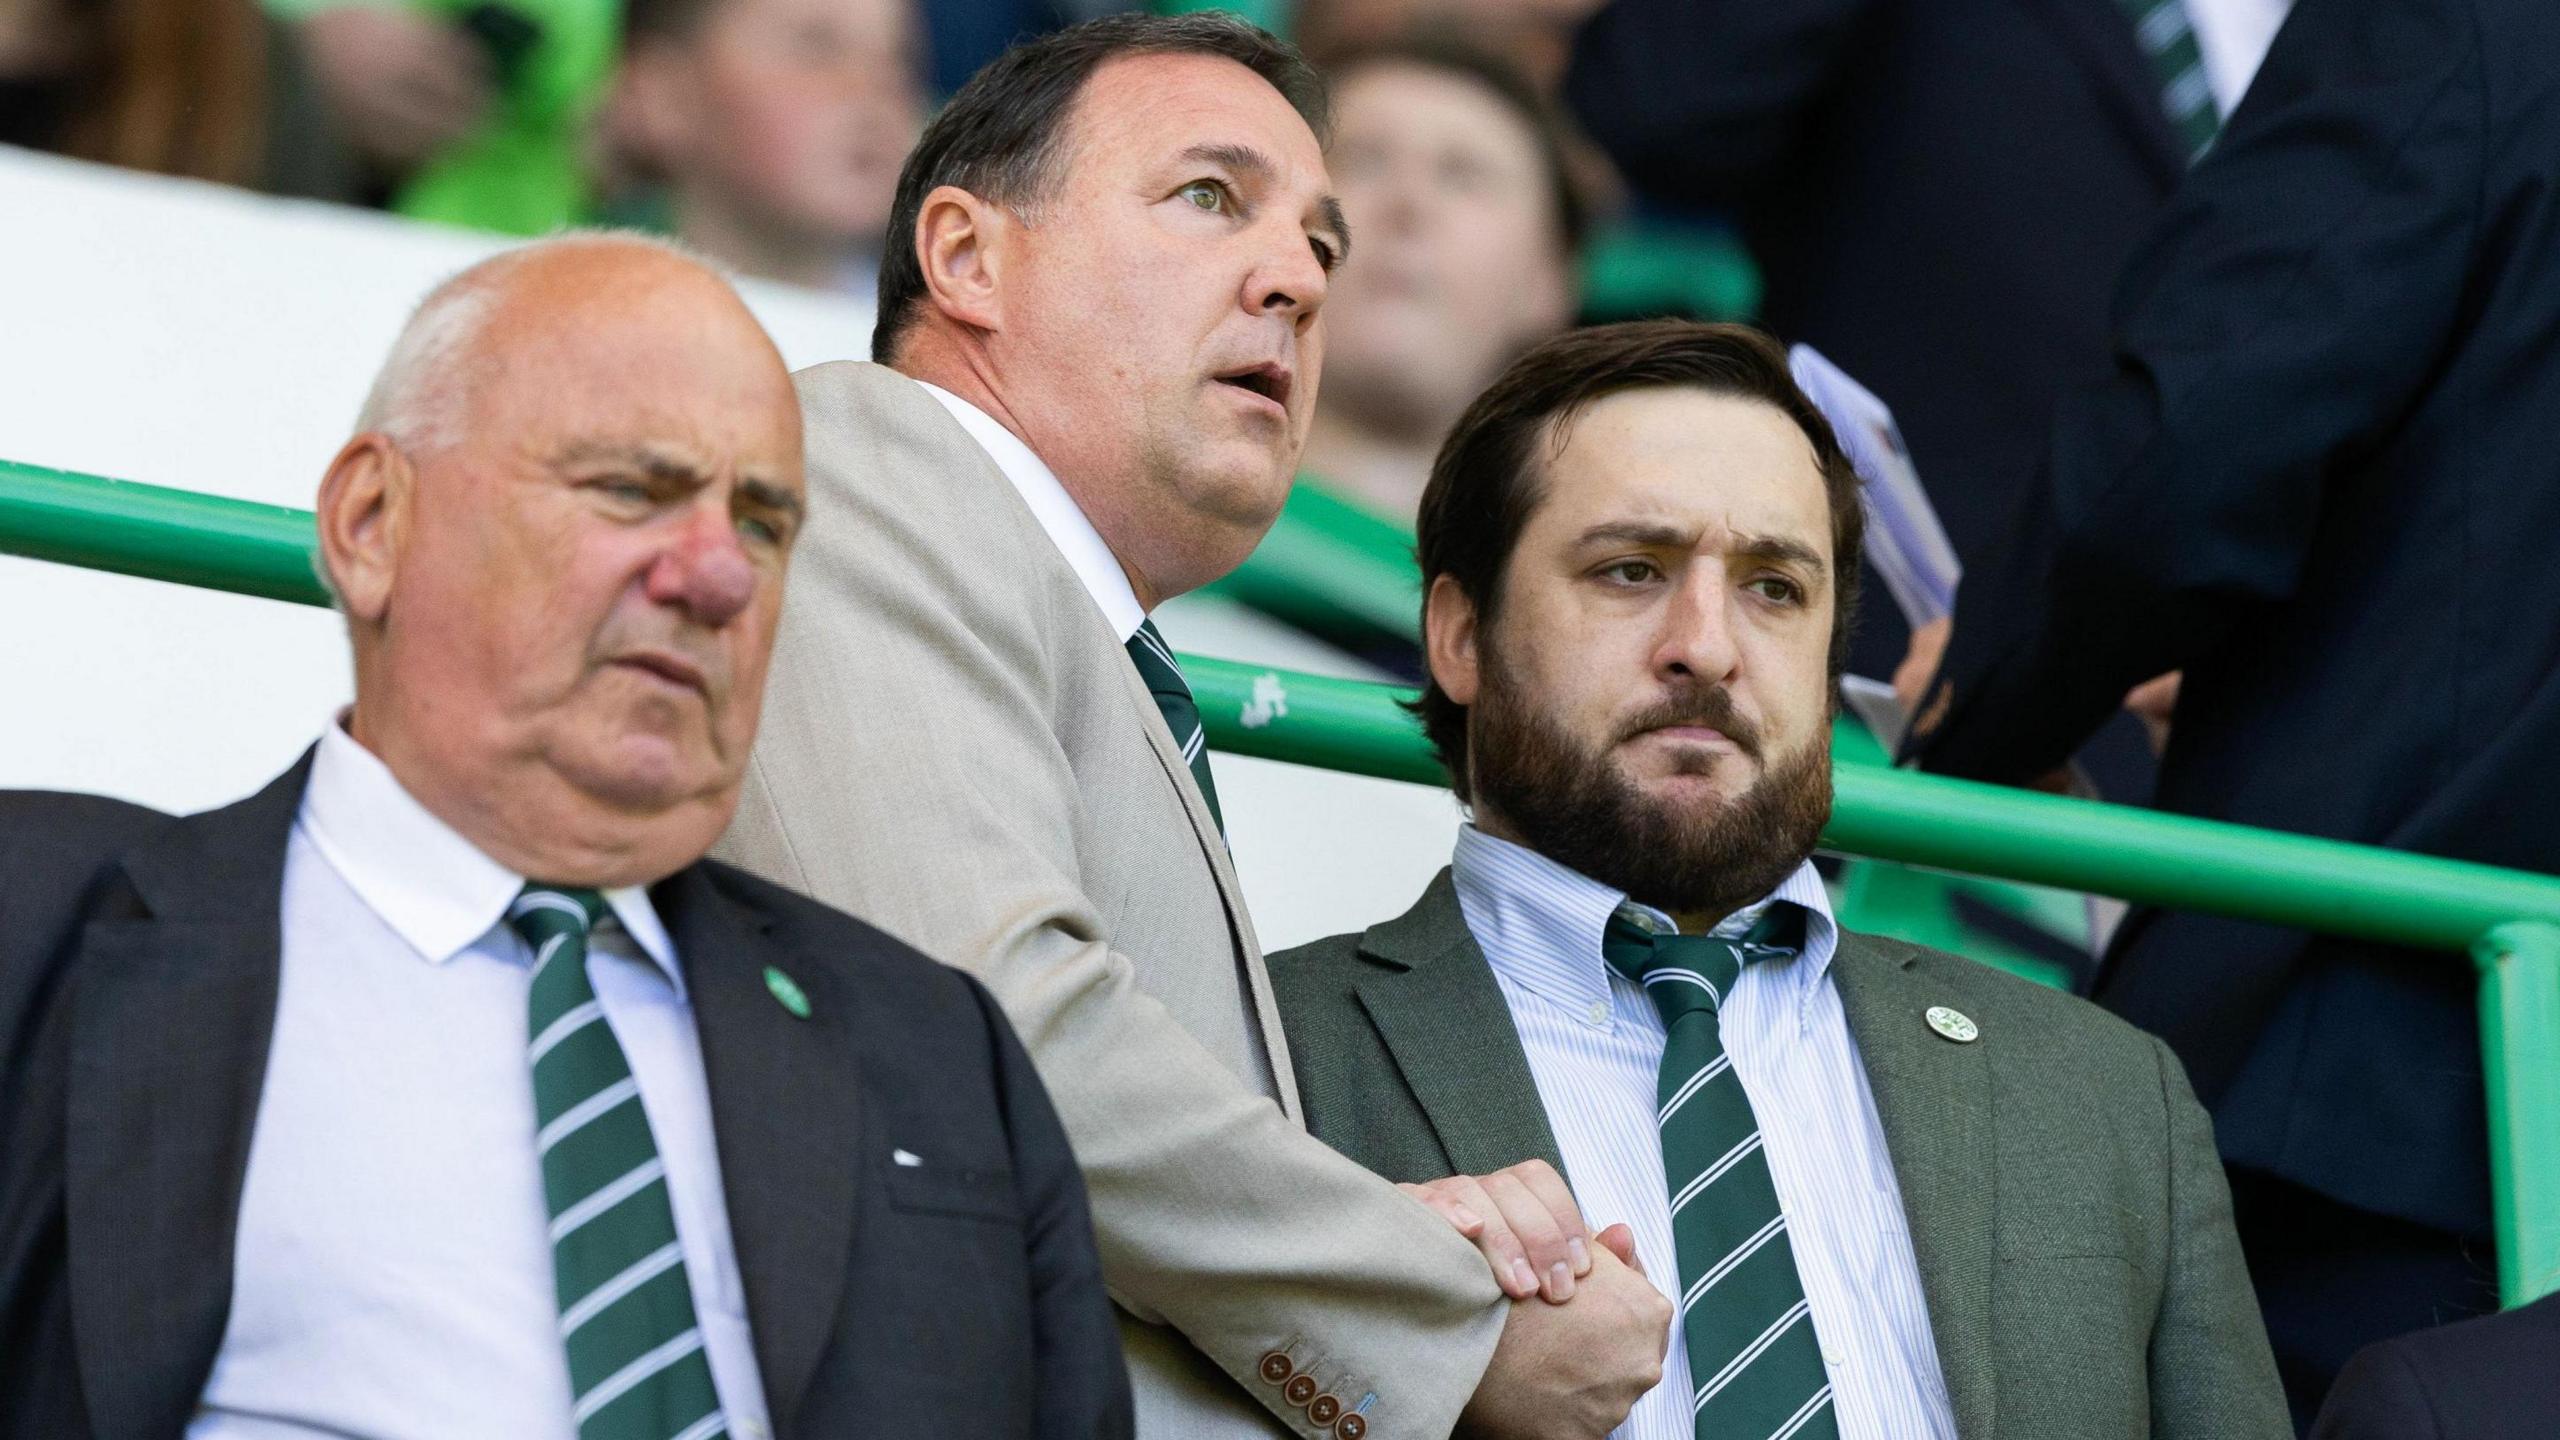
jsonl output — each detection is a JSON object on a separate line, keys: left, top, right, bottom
{"left": 737, "top": 1421, "right": 771, "bottom": 1440}
{"left": 1824, "top": 1346, "right": 1848, "bottom": 1367}
{"left": 1585, "top": 1000, "right": 1611, "bottom": 1027}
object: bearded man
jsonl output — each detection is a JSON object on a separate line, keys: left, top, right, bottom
{"left": 1268, "top": 320, "right": 2287, "bottom": 1440}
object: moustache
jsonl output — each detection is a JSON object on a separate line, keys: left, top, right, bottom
{"left": 1617, "top": 683, "right": 1762, "bottom": 759}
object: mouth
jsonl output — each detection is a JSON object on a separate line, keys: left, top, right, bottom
{"left": 1211, "top": 361, "right": 1292, "bottom": 415}
{"left": 612, "top": 651, "right": 709, "bottom": 695}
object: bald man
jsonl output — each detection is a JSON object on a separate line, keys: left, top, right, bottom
{"left": 0, "top": 235, "right": 1130, "bottom": 1440}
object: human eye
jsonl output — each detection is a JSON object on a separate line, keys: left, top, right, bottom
{"left": 737, "top": 514, "right": 783, "bottom": 546}
{"left": 1596, "top": 557, "right": 1662, "bottom": 586}
{"left": 1746, "top": 574, "right": 1806, "bottom": 605}
{"left": 1177, "top": 179, "right": 1231, "bottom": 213}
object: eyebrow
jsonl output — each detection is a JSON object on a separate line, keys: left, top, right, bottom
{"left": 1178, "top": 141, "right": 1353, "bottom": 263}
{"left": 556, "top": 442, "right": 805, "bottom": 520}
{"left": 738, "top": 478, "right": 805, "bottom": 521}
{"left": 1573, "top": 521, "right": 1830, "bottom": 579}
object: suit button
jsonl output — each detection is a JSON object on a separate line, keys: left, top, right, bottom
{"left": 1307, "top": 1394, "right": 1342, "bottom": 1425}
{"left": 1284, "top": 1374, "right": 1318, "bottom": 1406}
{"left": 1258, "top": 1351, "right": 1294, "bottom": 1385}
{"left": 1335, "top": 1416, "right": 1367, "bottom": 1440}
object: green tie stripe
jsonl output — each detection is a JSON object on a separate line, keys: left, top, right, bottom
{"left": 510, "top": 886, "right": 727, "bottom": 1440}
{"left": 1604, "top": 907, "right": 1838, "bottom": 1440}
{"left": 2116, "top": 0, "right": 2221, "bottom": 160}
{"left": 1125, "top": 619, "right": 1225, "bottom": 834}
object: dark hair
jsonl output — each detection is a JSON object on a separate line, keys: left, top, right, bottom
{"left": 1411, "top": 320, "right": 1865, "bottom": 801}
{"left": 870, "top": 11, "right": 1328, "bottom": 362}
{"left": 1312, "top": 30, "right": 1594, "bottom": 256}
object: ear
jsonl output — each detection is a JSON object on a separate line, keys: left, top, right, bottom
{"left": 314, "top": 433, "right": 410, "bottom": 625}
{"left": 914, "top": 184, "right": 1010, "bottom": 333}
{"left": 1424, "top": 572, "right": 1483, "bottom": 707}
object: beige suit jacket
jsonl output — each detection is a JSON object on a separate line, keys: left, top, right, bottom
{"left": 716, "top": 362, "right": 1506, "bottom": 1439}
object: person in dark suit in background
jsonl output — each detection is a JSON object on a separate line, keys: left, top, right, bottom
{"left": 1564, "top": 0, "right": 2291, "bottom": 795}
{"left": 1895, "top": 0, "right": 2560, "bottom": 1422}
{"left": 0, "top": 233, "right": 1128, "bottom": 1440}
{"left": 2310, "top": 1290, "right": 2560, "bottom": 1440}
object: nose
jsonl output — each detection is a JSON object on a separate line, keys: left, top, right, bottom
{"left": 1248, "top": 221, "right": 1331, "bottom": 324}
{"left": 644, "top": 499, "right": 757, "bottom": 628}
{"left": 1654, "top": 569, "right": 1742, "bottom": 686}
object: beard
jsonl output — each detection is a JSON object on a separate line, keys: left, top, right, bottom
{"left": 1469, "top": 649, "right": 1833, "bottom": 921}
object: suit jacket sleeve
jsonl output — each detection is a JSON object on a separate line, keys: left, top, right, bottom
{"left": 964, "top": 973, "right": 1137, "bottom": 1440}
{"left": 2309, "top": 1342, "right": 2444, "bottom": 1440}
{"left": 1564, "top": 0, "right": 1876, "bottom": 204}
{"left": 2146, "top": 1035, "right": 2290, "bottom": 1438}
{"left": 720, "top": 370, "right": 1505, "bottom": 1439}
{"left": 1910, "top": 0, "right": 2486, "bottom": 780}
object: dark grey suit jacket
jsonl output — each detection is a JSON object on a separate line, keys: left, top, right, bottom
{"left": 0, "top": 759, "right": 1132, "bottom": 1440}
{"left": 1268, "top": 871, "right": 2287, "bottom": 1440}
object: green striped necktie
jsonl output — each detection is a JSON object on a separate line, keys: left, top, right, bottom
{"left": 2116, "top": 0, "right": 2222, "bottom": 162}
{"left": 510, "top": 886, "right": 728, "bottom": 1440}
{"left": 1125, "top": 618, "right": 1225, "bottom": 835}
{"left": 1603, "top": 903, "right": 1839, "bottom": 1440}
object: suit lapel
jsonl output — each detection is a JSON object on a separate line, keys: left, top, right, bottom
{"left": 1109, "top": 637, "right": 1295, "bottom": 1114}
{"left": 2020, "top": 0, "right": 2189, "bottom": 185}
{"left": 664, "top": 865, "right": 866, "bottom": 1436}
{"left": 1833, "top": 932, "right": 1998, "bottom": 1440}
{"left": 66, "top": 757, "right": 310, "bottom": 1440}
{"left": 1351, "top": 872, "right": 1568, "bottom": 1181}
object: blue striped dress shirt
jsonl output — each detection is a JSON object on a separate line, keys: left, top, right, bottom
{"left": 1450, "top": 826, "right": 1956, "bottom": 1440}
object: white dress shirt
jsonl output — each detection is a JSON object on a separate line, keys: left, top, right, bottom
{"left": 917, "top": 378, "right": 1146, "bottom": 643}
{"left": 191, "top": 724, "right": 773, "bottom": 1439}
{"left": 1450, "top": 826, "right": 1955, "bottom": 1440}
{"left": 2187, "top": 0, "right": 2294, "bottom": 117}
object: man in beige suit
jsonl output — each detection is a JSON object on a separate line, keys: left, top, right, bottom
{"left": 713, "top": 13, "right": 1669, "bottom": 1440}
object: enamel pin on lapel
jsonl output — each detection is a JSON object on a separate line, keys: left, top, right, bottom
{"left": 764, "top": 965, "right": 812, "bottom": 1019}
{"left": 1925, "top": 1005, "right": 1979, "bottom": 1043}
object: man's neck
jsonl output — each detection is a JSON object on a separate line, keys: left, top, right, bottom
{"left": 894, "top": 342, "right": 1165, "bottom": 613}
{"left": 1470, "top": 808, "right": 1745, "bottom": 935}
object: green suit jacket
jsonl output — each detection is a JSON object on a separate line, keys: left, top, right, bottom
{"left": 1267, "top": 871, "right": 2287, "bottom": 1440}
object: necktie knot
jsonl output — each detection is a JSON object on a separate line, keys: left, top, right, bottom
{"left": 1602, "top": 903, "right": 1807, "bottom": 1025}
{"left": 507, "top": 884, "right": 607, "bottom": 952}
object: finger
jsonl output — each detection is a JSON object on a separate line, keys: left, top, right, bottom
{"left": 1479, "top": 1169, "right": 1575, "bottom": 1302}
{"left": 1595, "top": 1221, "right": 1641, "bottom": 1276}
{"left": 1502, "top": 1159, "right": 1592, "bottom": 1277}
{"left": 1396, "top": 1180, "right": 1484, "bottom": 1238}
{"left": 1438, "top": 1175, "right": 1539, "bottom": 1299}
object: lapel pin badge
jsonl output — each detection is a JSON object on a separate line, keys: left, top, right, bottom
{"left": 764, "top": 965, "right": 813, "bottom": 1020}
{"left": 1925, "top": 1005, "right": 1979, "bottom": 1044}
{"left": 892, "top": 1148, "right": 924, "bottom": 1168}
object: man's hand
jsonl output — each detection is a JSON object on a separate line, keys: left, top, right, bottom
{"left": 1459, "top": 1231, "right": 1672, "bottom": 1440}
{"left": 1400, "top": 1160, "right": 1594, "bottom": 1302}
{"left": 1892, "top": 616, "right": 1952, "bottom": 727}
{"left": 300, "top": 5, "right": 494, "bottom": 173}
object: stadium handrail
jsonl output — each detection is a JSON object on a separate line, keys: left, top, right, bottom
{"left": 6, "top": 455, "right": 2558, "bottom": 1308}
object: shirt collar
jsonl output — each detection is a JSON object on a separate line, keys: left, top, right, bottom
{"left": 914, "top": 379, "right": 1148, "bottom": 642}
{"left": 297, "top": 720, "right": 682, "bottom": 991}
{"left": 1450, "top": 824, "right": 1839, "bottom": 1018}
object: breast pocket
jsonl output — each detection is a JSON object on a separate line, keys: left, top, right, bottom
{"left": 883, "top": 1157, "right": 1021, "bottom": 1223}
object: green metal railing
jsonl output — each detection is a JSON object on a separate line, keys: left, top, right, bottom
{"left": 7, "top": 456, "right": 2559, "bottom": 1307}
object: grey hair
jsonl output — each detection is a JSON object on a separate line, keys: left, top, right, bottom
{"left": 322, "top": 230, "right": 720, "bottom": 600}
{"left": 352, "top": 229, "right": 716, "bottom": 452}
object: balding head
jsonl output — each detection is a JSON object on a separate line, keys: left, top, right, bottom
{"left": 316, "top": 234, "right": 806, "bottom": 888}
